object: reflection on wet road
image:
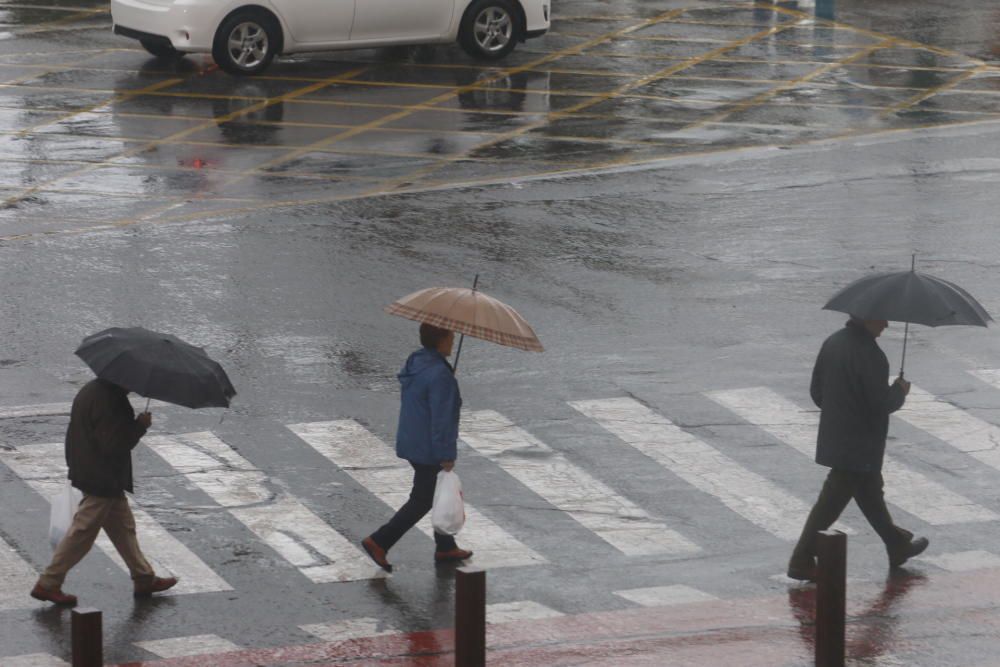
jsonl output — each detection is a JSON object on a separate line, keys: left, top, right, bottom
{"left": 0, "top": 0, "right": 996, "bottom": 238}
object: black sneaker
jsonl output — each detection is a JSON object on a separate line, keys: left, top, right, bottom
{"left": 787, "top": 555, "right": 817, "bottom": 582}
{"left": 889, "top": 537, "right": 929, "bottom": 569}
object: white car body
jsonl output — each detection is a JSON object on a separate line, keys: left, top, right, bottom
{"left": 111, "top": 0, "right": 550, "bottom": 56}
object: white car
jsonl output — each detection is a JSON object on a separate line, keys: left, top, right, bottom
{"left": 111, "top": 0, "right": 550, "bottom": 75}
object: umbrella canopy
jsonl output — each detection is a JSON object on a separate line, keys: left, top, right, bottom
{"left": 386, "top": 287, "right": 543, "bottom": 353}
{"left": 75, "top": 327, "right": 236, "bottom": 409}
{"left": 823, "top": 271, "right": 992, "bottom": 327}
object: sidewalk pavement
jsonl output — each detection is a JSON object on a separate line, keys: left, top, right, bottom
{"left": 113, "top": 565, "right": 1000, "bottom": 667}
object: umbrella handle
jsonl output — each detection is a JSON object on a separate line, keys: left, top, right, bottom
{"left": 144, "top": 397, "right": 151, "bottom": 413}
{"left": 899, "top": 321, "right": 909, "bottom": 379}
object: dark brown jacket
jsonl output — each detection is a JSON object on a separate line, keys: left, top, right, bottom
{"left": 810, "top": 321, "right": 907, "bottom": 473}
{"left": 66, "top": 379, "right": 147, "bottom": 497}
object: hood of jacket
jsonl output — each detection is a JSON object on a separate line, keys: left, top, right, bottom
{"left": 399, "top": 347, "right": 451, "bottom": 386}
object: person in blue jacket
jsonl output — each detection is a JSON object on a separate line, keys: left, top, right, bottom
{"left": 362, "top": 323, "right": 473, "bottom": 572}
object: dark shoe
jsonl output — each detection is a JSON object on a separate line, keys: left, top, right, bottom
{"left": 362, "top": 536, "right": 392, "bottom": 573}
{"left": 889, "top": 537, "right": 929, "bottom": 569}
{"left": 786, "top": 555, "right": 817, "bottom": 582}
{"left": 434, "top": 548, "right": 473, "bottom": 564}
{"left": 30, "top": 583, "right": 78, "bottom": 606}
{"left": 134, "top": 576, "right": 178, "bottom": 597}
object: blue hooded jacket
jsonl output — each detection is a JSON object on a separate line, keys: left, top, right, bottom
{"left": 395, "top": 347, "right": 462, "bottom": 465}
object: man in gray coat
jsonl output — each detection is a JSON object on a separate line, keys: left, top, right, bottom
{"left": 787, "top": 317, "right": 928, "bottom": 581}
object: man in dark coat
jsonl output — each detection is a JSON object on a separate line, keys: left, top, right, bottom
{"left": 787, "top": 317, "right": 928, "bottom": 581}
{"left": 361, "top": 323, "right": 473, "bottom": 572}
{"left": 30, "top": 378, "right": 178, "bottom": 606}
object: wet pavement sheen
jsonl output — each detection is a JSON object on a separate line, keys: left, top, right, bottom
{"left": 0, "top": 0, "right": 995, "bottom": 238}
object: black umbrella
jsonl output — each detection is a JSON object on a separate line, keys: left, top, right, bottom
{"left": 823, "top": 256, "right": 992, "bottom": 376}
{"left": 75, "top": 327, "right": 236, "bottom": 409}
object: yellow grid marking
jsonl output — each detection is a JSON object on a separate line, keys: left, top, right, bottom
{"left": 878, "top": 65, "right": 990, "bottom": 118}
{"left": 0, "top": 66, "right": 373, "bottom": 209}
{"left": 366, "top": 13, "right": 806, "bottom": 192}
{"left": 206, "top": 8, "right": 693, "bottom": 191}
{"left": 683, "top": 38, "right": 896, "bottom": 130}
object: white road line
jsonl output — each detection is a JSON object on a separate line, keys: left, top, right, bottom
{"left": 486, "top": 600, "right": 563, "bottom": 624}
{"left": 897, "top": 385, "right": 1000, "bottom": 473}
{"left": 970, "top": 368, "right": 1000, "bottom": 391}
{"left": 460, "top": 410, "right": 700, "bottom": 557}
{"left": 1, "top": 655, "right": 70, "bottom": 667}
{"left": 708, "top": 387, "right": 997, "bottom": 526}
{"left": 571, "top": 397, "right": 811, "bottom": 541}
{"left": 144, "top": 432, "right": 379, "bottom": 583}
{"left": 0, "top": 443, "right": 231, "bottom": 595}
{"left": 287, "top": 420, "right": 546, "bottom": 570}
{"left": 134, "top": 635, "right": 240, "bottom": 658}
{"left": 917, "top": 550, "right": 1000, "bottom": 572}
{"left": 0, "top": 403, "right": 71, "bottom": 419}
{"left": 300, "top": 618, "right": 398, "bottom": 642}
{"left": 0, "top": 535, "right": 44, "bottom": 612}
{"left": 614, "top": 584, "right": 719, "bottom": 607}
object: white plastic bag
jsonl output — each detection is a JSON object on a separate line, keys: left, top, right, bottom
{"left": 49, "top": 481, "right": 82, "bottom": 550}
{"left": 431, "top": 470, "right": 465, "bottom": 536}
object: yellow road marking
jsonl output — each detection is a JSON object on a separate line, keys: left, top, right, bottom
{"left": 878, "top": 65, "right": 990, "bottom": 118}
{"left": 0, "top": 66, "right": 372, "bottom": 209}
{"left": 369, "top": 13, "right": 805, "bottom": 192}
{"left": 683, "top": 39, "right": 896, "bottom": 130}
{"left": 214, "top": 8, "right": 693, "bottom": 188}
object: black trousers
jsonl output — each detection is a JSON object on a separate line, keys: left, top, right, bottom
{"left": 370, "top": 462, "right": 458, "bottom": 553}
{"left": 792, "top": 469, "right": 909, "bottom": 560}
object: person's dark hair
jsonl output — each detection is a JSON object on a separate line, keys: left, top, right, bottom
{"left": 420, "top": 323, "right": 451, "bottom": 349}
{"left": 420, "top": 322, "right": 451, "bottom": 350}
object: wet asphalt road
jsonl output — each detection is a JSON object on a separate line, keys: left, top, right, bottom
{"left": 1, "top": 0, "right": 1000, "bottom": 664}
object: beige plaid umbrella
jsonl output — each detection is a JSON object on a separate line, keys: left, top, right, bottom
{"left": 386, "top": 287, "right": 544, "bottom": 356}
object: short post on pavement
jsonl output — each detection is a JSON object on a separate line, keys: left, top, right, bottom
{"left": 71, "top": 607, "right": 102, "bottom": 667}
{"left": 815, "top": 530, "right": 846, "bottom": 667}
{"left": 455, "top": 567, "right": 486, "bottom": 667}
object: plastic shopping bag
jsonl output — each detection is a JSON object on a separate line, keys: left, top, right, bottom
{"left": 431, "top": 470, "right": 466, "bottom": 536}
{"left": 49, "top": 481, "right": 82, "bottom": 550}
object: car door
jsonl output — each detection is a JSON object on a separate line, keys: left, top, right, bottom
{"left": 350, "top": 0, "right": 455, "bottom": 42}
{"left": 270, "top": 0, "right": 355, "bottom": 45}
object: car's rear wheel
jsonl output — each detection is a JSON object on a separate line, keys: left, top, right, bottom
{"left": 140, "top": 39, "right": 180, "bottom": 59}
{"left": 213, "top": 10, "right": 280, "bottom": 75}
{"left": 459, "top": 0, "right": 521, "bottom": 60}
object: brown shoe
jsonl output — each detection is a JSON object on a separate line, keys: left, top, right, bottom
{"left": 434, "top": 548, "right": 473, "bottom": 564}
{"left": 30, "top": 583, "right": 78, "bottom": 606}
{"left": 134, "top": 576, "right": 178, "bottom": 597}
{"left": 362, "top": 536, "right": 393, "bottom": 573}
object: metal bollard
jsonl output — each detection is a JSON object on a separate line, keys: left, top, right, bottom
{"left": 71, "top": 608, "right": 103, "bottom": 667}
{"left": 455, "top": 567, "right": 486, "bottom": 667}
{"left": 815, "top": 530, "right": 846, "bottom": 667}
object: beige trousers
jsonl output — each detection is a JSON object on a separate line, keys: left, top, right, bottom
{"left": 37, "top": 494, "right": 155, "bottom": 590}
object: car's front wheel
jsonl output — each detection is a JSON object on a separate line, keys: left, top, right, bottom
{"left": 213, "top": 10, "right": 280, "bottom": 75}
{"left": 459, "top": 0, "right": 521, "bottom": 60}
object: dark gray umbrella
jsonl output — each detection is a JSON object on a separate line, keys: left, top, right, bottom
{"left": 823, "top": 256, "right": 992, "bottom": 375}
{"left": 75, "top": 327, "right": 236, "bottom": 409}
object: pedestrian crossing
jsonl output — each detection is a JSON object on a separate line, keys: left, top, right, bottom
{"left": 5, "top": 375, "right": 1000, "bottom": 616}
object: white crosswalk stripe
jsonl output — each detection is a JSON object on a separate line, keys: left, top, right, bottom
{"left": 0, "top": 535, "right": 44, "bottom": 612}
{"left": 898, "top": 385, "right": 1000, "bottom": 472}
{"left": 571, "top": 397, "right": 812, "bottom": 541}
{"left": 460, "top": 410, "right": 700, "bottom": 557}
{"left": 144, "top": 432, "right": 379, "bottom": 583}
{"left": 708, "top": 387, "right": 997, "bottom": 526}
{"left": 916, "top": 550, "right": 1000, "bottom": 572}
{"left": 300, "top": 618, "right": 398, "bottom": 642}
{"left": 0, "top": 443, "right": 232, "bottom": 596}
{"left": 487, "top": 600, "right": 563, "bottom": 623}
{"left": 287, "top": 420, "right": 546, "bottom": 570}
{"left": 134, "top": 635, "right": 240, "bottom": 658}
{"left": 614, "top": 584, "right": 719, "bottom": 607}
{"left": 1, "top": 655, "right": 69, "bottom": 666}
